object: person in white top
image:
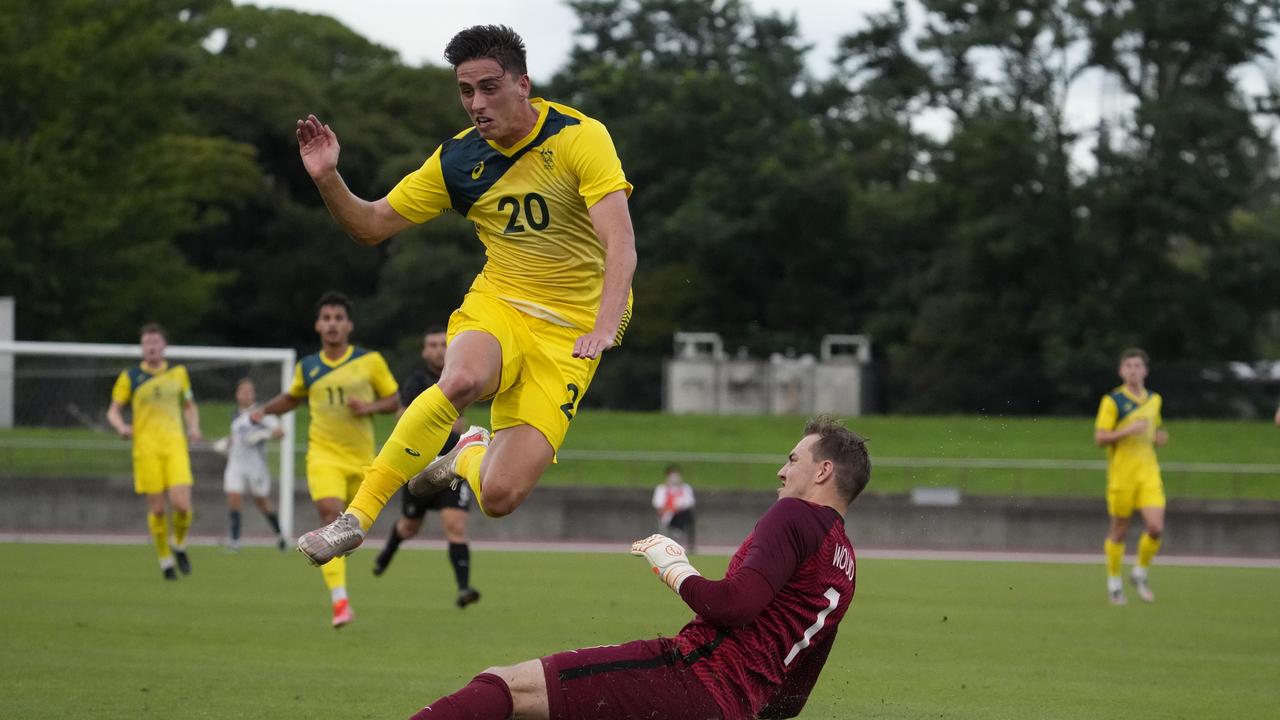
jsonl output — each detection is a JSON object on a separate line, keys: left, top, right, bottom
{"left": 651, "top": 464, "right": 696, "bottom": 552}
{"left": 218, "top": 378, "right": 286, "bottom": 551}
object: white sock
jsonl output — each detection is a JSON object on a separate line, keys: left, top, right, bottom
{"left": 159, "top": 556, "right": 175, "bottom": 570}
{"left": 330, "top": 587, "right": 348, "bottom": 603}
{"left": 1107, "top": 576, "right": 1123, "bottom": 593}
{"left": 1131, "top": 566, "right": 1148, "bottom": 581}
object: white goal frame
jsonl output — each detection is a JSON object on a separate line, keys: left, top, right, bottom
{"left": 0, "top": 340, "right": 298, "bottom": 537}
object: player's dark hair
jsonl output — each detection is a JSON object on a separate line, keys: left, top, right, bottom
{"left": 803, "top": 415, "right": 871, "bottom": 504}
{"left": 424, "top": 325, "right": 447, "bottom": 337}
{"left": 664, "top": 464, "right": 682, "bottom": 476}
{"left": 139, "top": 322, "right": 167, "bottom": 340}
{"left": 235, "top": 377, "right": 254, "bottom": 389}
{"left": 444, "top": 25, "right": 528, "bottom": 77}
{"left": 1119, "top": 347, "right": 1149, "bottom": 366}
{"left": 315, "top": 291, "right": 352, "bottom": 319}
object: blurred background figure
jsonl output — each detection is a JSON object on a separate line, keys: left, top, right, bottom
{"left": 371, "top": 326, "right": 480, "bottom": 609}
{"left": 218, "top": 378, "right": 286, "bottom": 553}
{"left": 106, "top": 323, "right": 202, "bottom": 580}
{"left": 652, "top": 464, "right": 696, "bottom": 552}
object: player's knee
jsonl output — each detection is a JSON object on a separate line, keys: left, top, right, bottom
{"left": 1145, "top": 525, "right": 1163, "bottom": 539}
{"left": 480, "top": 493, "right": 517, "bottom": 518}
{"left": 437, "top": 370, "right": 487, "bottom": 407}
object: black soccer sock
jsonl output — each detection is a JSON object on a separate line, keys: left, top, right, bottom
{"left": 229, "top": 511, "right": 242, "bottom": 541}
{"left": 263, "top": 511, "right": 281, "bottom": 535}
{"left": 448, "top": 542, "right": 470, "bottom": 590}
{"left": 378, "top": 524, "right": 405, "bottom": 564}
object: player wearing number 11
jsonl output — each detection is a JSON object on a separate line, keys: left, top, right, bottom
{"left": 293, "top": 24, "right": 637, "bottom": 566}
{"left": 253, "top": 291, "right": 401, "bottom": 627}
{"left": 407, "top": 416, "right": 869, "bottom": 720}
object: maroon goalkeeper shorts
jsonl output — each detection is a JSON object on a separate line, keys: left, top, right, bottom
{"left": 541, "top": 637, "right": 722, "bottom": 720}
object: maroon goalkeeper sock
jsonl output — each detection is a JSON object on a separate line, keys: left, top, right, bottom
{"left": 408, "top": 673, "right": 513, "bottom": 720}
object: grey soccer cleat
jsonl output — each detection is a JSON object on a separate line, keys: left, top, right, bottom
{"left": 406, "top": 426, "right": 490, "bottom": 497}
{"left": 1108, "top": 587, "right": 1127, "bottom": 606}
{"left": 297, "top": 513, "right": 365, "bottom": 566}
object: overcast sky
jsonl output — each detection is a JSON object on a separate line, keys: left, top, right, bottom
{"left": 234, "top": 0, "right": 1278, "bottom": 159}
{"left": 233, "top": 0, "right": 892, "bottom": 80}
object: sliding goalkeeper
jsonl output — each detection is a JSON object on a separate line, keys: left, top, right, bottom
{"left": 404, "top": 416, "right": 871, "bottom": 720}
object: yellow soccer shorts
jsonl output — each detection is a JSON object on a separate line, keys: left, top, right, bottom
{"left": 133, "top": 450, "right": 194, "bottom": 495}
{"left": 1106, "top": 467, "right": 1166, "bottom": 518}
{"left": 306, "top": 456, "right": 367, "bottom": 503}
{"left": 448, "top": 291, "right": 600, "bottom": 454}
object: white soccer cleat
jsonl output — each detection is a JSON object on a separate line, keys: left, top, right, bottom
{"left": 1130, "top": 573, "right": 1155, "bottom": 603}
{"left": 297, "top": 513, "right": 365, "bottom": 566}
{"left": 406, "top": 426, "right": 490, "bottom": 497}
{"left": 1107, "top": 576, "right": 1126, "bottom": 606}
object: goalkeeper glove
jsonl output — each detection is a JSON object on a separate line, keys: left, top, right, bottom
{"left": 211, "top": 436, "right": 230, "bottom": 456}
{"left": 631, "top": 534, "right": 700, "bottom": 593}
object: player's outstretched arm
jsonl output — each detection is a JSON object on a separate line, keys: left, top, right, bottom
{"left": 631, "top": 534, "right": 700, "bottom": 592}
{"left": 296, "top": 114, "right": 414, "bottom": 246}
{"left": 251, "top": 393, "right": 303, "bottom": 423}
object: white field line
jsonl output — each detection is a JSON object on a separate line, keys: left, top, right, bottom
{"left": 3, "top": 532, "right": 1277, "bottom": 569}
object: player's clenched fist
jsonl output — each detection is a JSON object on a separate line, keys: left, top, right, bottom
{"left": 631, "top": 534, "right": 700, "bottom": 592}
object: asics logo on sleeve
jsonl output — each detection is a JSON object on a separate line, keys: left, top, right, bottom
{"left": 404, "top": 448, "right": 421, "bottom": 457}
{"left": 471, "top": 161, "right": 485, "bottom": 179}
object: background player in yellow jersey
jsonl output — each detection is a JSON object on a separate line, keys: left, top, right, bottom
{"left": 107, "top": 323, "right": 202, "bottom": 580}
{"left": 293, "top": 25, "right": 637, "bottom": 565}
{"left": 1094, "top": 347, "right": 1168, "bottom": 605}
{"left": 253, "top": 292, "right": 401, "bottom": 627}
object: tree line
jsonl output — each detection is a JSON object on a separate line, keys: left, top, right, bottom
{"left": 4, "top": 0, "right": 1279, "bottom": 415}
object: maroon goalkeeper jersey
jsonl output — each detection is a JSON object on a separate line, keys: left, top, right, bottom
{"left": 673, "top": 497, "right": 855, "bottom": 720}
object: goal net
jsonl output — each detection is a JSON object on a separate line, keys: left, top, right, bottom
{"left": 0, "top": 340, "right": 298, "bottom": 539}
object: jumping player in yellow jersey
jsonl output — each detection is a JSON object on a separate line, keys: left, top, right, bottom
{"left": 107, "top": 323, "right": 202, "bottom": 581}
{"left": 253, "top": 292, "right": 401, "bottom": 627}
{"left": 292, "top": 25, "right": 637, "bottom": 566}
{"left": 1094, "top": 348, "right": 1168, "bottom": 605}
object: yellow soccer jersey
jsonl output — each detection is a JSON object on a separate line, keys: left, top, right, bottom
{"left": 288, "top": 346, "right": 398, "bottom": 466}
{"left": 111, "top": 363, "right": 193, "bottom": 454}
{"left": 387, "top": 98, "right": 633, "bottom": 335}
{"left": 1094, "top": 386, "right": 1163, "bottom": 481}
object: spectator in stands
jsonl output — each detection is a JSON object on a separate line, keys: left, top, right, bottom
{"left": 652, "top": 464, "right": 696, "bottom": 552}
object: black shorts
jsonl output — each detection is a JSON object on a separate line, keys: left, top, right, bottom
{"left": 401, "top": 483, "right": 471, "bottom": 519}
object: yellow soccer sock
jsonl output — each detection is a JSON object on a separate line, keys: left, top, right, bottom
{"left": 1104, "top": 538, "right": 1124, "bottom": 577}
{"left": 147, "top": 513, "right": 171, "bottom": 561}
{"left": 171, "top": 509, "right": 192, "bottom": 549}
{"left": 456, "top": 445, "right": 488, "bottom": 516}
{"left": 1137, "top": 532, "right": 1161, "bottom": 568}
{"left": 346, "top": 386, "right": 459, "bottom": 529}
{"left": 320, "top": 555, "right": 346, "bottom": 592}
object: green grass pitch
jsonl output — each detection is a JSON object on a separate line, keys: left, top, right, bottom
{"left": 2, "top": 542, "right": 1277, "bottom": 719}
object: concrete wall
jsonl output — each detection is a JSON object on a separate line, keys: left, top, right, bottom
{"left": 2, "top": 474, "right": 1277, "bottom": 557}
